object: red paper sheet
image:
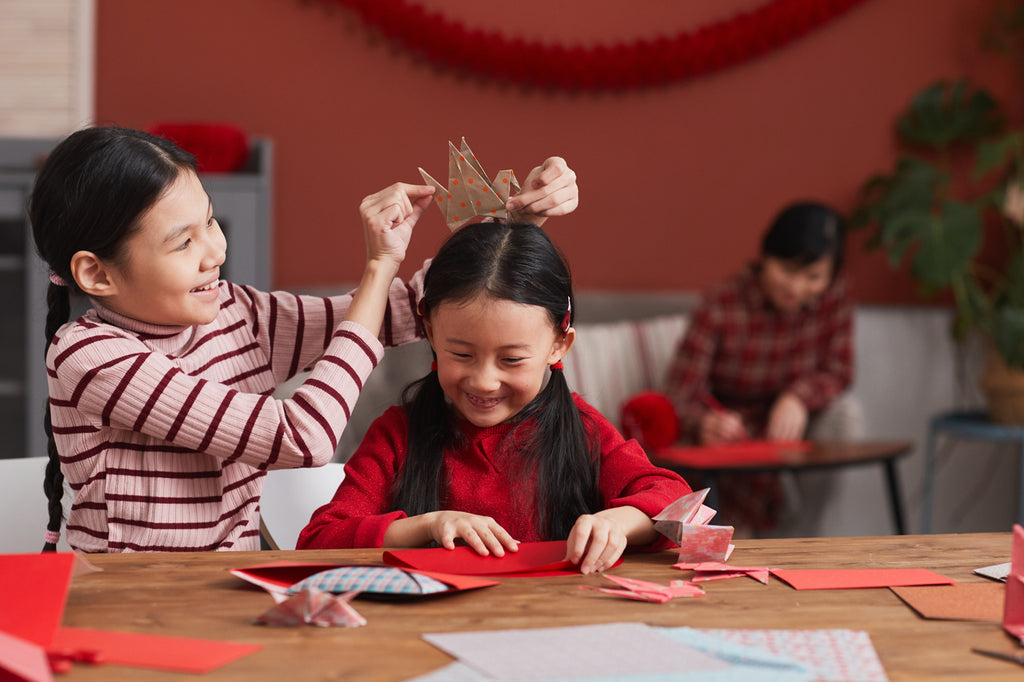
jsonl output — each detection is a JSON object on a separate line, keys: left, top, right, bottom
{"left": 383, "top": 540, "right": 620, "bottom": 577}
{"left": 0, "top": 553, "right": 76, "bottom": 646}
{"left": 655, "top": 440, "right": 811, "bottom": 468}
{"left": 771, "top": 568, "right": 955, "bottom": 590}
{"left": 49, "top": 628, "right": 262, "bottom": 674}
{"left": 230, "top": 561, "right": 501, "bottom": 594}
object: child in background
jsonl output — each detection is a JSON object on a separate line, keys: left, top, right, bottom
{"left": 32, "top": 126, "right": 579, "bottom": 552}
{"left": 298, "top": 222, "right": 691, "bottom": 573}
{"left": 662, "top": 201, "right": 853, "bottom": 531}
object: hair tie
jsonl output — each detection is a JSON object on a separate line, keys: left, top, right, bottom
{"left": 550, "top": 361, "right": 564, "bottom": 371}
{"left": 49, "top": 271, "right": 69, "bottom": 287}
{"left": 430, "top": 361, "right": 437, "bottom": 372}
{"left": 44, "top": 529, "right": 61, "bottom": 545}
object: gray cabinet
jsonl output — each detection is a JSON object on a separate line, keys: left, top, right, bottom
{"left": 0, "top": 137, "right": 273, "bottom": 460}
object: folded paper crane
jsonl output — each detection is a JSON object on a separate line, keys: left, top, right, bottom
{"left": 419, "top": 138, "right": 520, "bottom": 231}
{"left": 653, "top": 489, "right": 735, "bottom": 563}
{"left": 1004, "top": 524, "right": 1024, "bottom": 642}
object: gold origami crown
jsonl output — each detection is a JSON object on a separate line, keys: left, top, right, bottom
{"left": 419, "top": 138, "right": 521, "bottom": 231}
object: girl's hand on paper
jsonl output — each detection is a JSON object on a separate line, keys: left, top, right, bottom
{"left": 564, "top": 513, "right": 629, "bottom": 575}
{"left": 425, "top": 510, "right": 519, "bottom": 557}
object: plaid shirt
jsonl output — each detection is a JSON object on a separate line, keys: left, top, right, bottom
{"left": 663, "top": 265, "right": 853, "bottom": 441}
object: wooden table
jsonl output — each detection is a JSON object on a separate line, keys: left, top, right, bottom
{"left": 651, "top": 440, "right": 914, "bottom": 534}
{"left": 55, "top": 533, "right": 1020, "bottom": 681}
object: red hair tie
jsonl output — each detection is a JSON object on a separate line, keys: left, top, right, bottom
{"left": 550, "top": 361, "right": 564, "bottom": 371}
{"left": 431, "top": 361, "right": 438, "bottom": 372}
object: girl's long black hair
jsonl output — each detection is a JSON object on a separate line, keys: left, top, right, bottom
{"left": 30, "top": 126, "right": 197, "bottom": 551}
{"left": 389, "top": 222, "right": 601, "bottom": 539}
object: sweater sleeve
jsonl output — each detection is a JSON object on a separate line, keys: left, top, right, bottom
{"left": 240, "top": 260, "right": 429, "bottom": 384}
{"left": 784, "top": 279, "right": 854, "bottom": 411}
{"left": 662, "top": 298, "right": 718, "bottom": 441}
{"left": 574, "top": 396, "right": 691, "bottom": 550}
{"left": 49, "top": 319, "right": 383, "bottom": 471}
{"left": 296, "top": 406, "right": 410, "bottom": 549}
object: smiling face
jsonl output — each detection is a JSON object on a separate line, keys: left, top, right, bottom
{"left": 759, "top": 255, "right": 834, "bottom": 313}
{"left": 98, "top": 170, "right": 227, "bottom": 326}
{"left": 424, "top": 293, "right": 574, "bottom": 428}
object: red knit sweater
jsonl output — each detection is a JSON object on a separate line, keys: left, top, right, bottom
{"left": 297, "top": 394, "right": 692, "bottom": 549}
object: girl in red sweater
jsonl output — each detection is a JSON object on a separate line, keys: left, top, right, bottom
{"left": 298, "top": 222, "right": 691, "bottom": 573}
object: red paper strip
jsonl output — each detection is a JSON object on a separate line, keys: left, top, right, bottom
{"left": 771, "top": 568, "right": 954, "bottom": 590}
{"left": 49, "top": 627, "right": 262, "bottom": 674}
{"left": 656, "top": 440, "right": 811, "bottom": 468}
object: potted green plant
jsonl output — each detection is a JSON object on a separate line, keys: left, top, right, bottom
{"left": 851, "top": 79, "right": 1024, "bottom": 422}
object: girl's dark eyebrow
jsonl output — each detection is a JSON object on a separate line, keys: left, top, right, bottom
{"left": 163, "top": 197, "right": 213, "bottom": 245}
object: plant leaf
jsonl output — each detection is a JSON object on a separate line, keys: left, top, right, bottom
{"left": 908, "top": 201, "right": 982, "bottom": 287}
{"left": 897, "top": 80, "right": 1003, "bottom": 149}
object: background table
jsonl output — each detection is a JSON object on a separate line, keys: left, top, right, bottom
{"left": 651, "top": 440, "right": 913, "bottom": 534}
{"left": 922, "top": 410, "right": 1024, "bottom": 533}
{"left": 55, "top": 533, "right": 1014, "bottom": 681}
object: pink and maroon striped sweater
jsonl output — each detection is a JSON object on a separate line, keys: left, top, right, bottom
{"left": 46, "top": 275, "right": 424, "bottom": 552}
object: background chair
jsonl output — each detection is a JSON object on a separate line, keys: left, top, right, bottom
{"left": 259, "top": 462, "right": 346, "bottom": 550}
{"left": 0, "top": 456, "right": 72, "bottom": 553}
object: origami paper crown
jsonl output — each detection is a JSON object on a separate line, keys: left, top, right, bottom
{"left": 419, "top": 138, "right": 521, "bottom": 231}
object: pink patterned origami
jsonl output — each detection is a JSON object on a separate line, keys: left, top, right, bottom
{"left": 255, "top": 588, "right": 365, "bottom": 628}
{"left": 653, "top": 489, "right": 735, "bottom": 563}
{"left": 581, "top": 575, "right": 704, "bottom": 603}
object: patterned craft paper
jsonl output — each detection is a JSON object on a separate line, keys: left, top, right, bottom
{"left": 580, "top": 575, "right": 705, "bottom": 602}
{"left": 255, "top": 588, "right": 365, "bottom": 628}
{"left": 673, "top": 628, "right": 888, "bottom": 682}
{"left": 422, "top": 623, "right": 731, "bottom": 681}
{"left": 653, "top": 489, "right": 735, "bottom": 563}
{"left": 674, "top": 561, "right": 773, "bottom": 585}
{"left": 419, "top": 138, "right": 521, "bottom": 231}
{"left": 287, "top": 566, "right": 449, "bottom": 596}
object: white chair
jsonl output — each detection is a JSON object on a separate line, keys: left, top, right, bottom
{"left": 259, "top": 462, "right": 346, "bottom": 550}
{"left": 0, "top": 456, "right": 73, "bottom": 553}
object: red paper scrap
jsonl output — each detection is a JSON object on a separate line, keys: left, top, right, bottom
{"left": 0, "top": 629, "right": 53, "bottom": 682}
{"left": 771, "top": 568, "right": 954, "bottom": 590}
{"left": 49, "top": 628, "right": 262, "bottom": 674}
{"left": 1004, "top": 524, "right": 1024, "bottom": 641}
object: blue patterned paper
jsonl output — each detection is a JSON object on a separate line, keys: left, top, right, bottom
{"left": 286, "top": 566, "right": 449, "bottom": 596}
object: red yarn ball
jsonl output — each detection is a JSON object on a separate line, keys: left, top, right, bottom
{"left": 620, "top": 391, "right": 680, "bottom": 450}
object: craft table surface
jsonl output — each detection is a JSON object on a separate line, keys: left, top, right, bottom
{"left": 59, "top": 533, "right": 1015, "bottom": 681}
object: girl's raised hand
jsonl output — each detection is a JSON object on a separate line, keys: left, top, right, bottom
{"left": 425, "top": 510, "right": 519, "bottom": 557}
{"left": 359, "top": 183, "right": 435, "bottom": 269}
{"left": 564, "top": 513, "right": 628, "bottom": 575}
{"left": 507, "top": 157, "right": 579, "bottom": 226}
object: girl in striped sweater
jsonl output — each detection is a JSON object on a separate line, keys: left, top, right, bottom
{"left": 31, "top": 126, "right": 579, "bottom": 552}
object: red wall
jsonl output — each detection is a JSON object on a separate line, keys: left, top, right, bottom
{"left": 95, "top": 0, "right": 1021, "bottom": 303}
